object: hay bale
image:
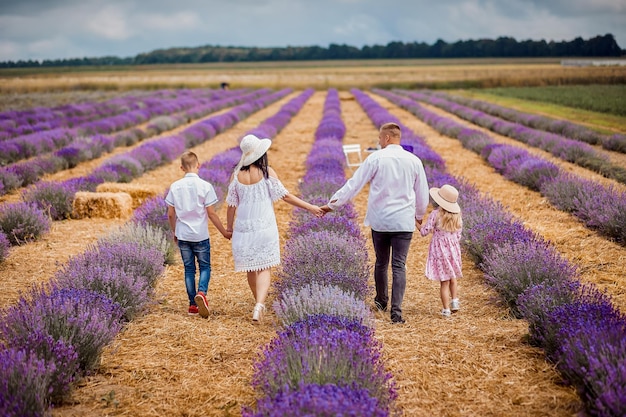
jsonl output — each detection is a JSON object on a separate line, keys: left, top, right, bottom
{"left": 96, "top": 182, "right": 162, "bottom": 209}
{"left": 73, "top": 192, "right": 133, "bottom": 219}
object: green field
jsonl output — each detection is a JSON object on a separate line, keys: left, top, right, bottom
{"left": 480, "top": 84, "right": 626, "bottom": 116}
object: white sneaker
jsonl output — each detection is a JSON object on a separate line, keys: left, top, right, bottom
{"left": 441, "top": 309, "right": 451, "bottom": 317}
{"left": 450, "top": 299, "right": 460, "bottom": 312}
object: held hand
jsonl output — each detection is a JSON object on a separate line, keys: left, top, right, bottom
{"left": 224, "top": 230, "right": 233, "bottom": 240}
{"left": 320, "top": 205, "right": 333, "bottom": 214}
{"left": 310, "top": 205, "right": 324, "bottom": 218}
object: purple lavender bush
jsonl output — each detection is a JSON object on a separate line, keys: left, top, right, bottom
{"left": 516, "top": 280, "right": 581, "bottom": 356}
{"left": 131, "top": 194, "right": 170, "bottom": 233}
{"left": 2, "top": 330, "right": 79, "bottom": 403}
{"left": 505, "top": 158, "right": 560, "bottom": 191}
{"left": 0, "top": 232, "right": 10, "bottom": 263}
{"left": 65, "top": 240, "right": 165, "bottom": 288}
{"left": 288, "top": 214, "right": 363, "bottom": 240}
{"left": 481, "top": 238, "right": 578, "bottom": 317}
{"left": 54, "top": 261, "right": 153, "bottom": 322}
{"left": 0, "top": 202, "right": 51, "bottom": 245}
{"left": 242, "top": 383, "right": 389, "bottom": 417}
{"left": 0, "top": 168, "right": 22, "bottom": 195}
{"left": 0, "top": 348, "right": 50, "bottom": 417}
{"left": 98, "top": 222, "right": 177, "bottom": 265}
{"left": 277, "top": 230, "right": 370, "bottom": 300}
{"left": 0, "top": 286, "right": 123, "bottom": 372}
{"left": 273, "top": 282, "right": 373, "bottom": 327}
{"left": 251, "top": 315, "right": 397, "bottom": 410}
{"left": 22, "top": 181, "right": 76, "bottom": 220}
{"left": 551, "top": 292, "right": 626, "bottom": 417}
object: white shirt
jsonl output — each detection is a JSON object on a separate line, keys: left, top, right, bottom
{"left": 328, "top": 144, "right": 429, "bottom": 232}
{"left": 165, "top": 173, "right": 218, "bottom": 242}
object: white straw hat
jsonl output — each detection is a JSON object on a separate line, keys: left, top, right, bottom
{"left": 429, "top": 184, "right": 461, "bottom": 213}
{"left": 239, "top": 134, "right": 272, "bottom": 167}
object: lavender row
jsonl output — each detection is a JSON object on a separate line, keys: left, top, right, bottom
{"left": 0, "top": 89, "right": 290, "bottom": 261}
{"left": 0, "top": 89, "right": 223, "bottom": 140}
{"left": 353, "top": 88, "right": 625, "bottom": 417}
{"left": 244, "top": 89, "right": 397, "bottom": 417}
{"left": 375, "top": 89, "right": 626, "bottom": 246}
{"left": 420, "top": 89, "right": 626, "bottom": 153}
{"left": 0, "top": 88, "right": 236, "bottom": 165}
{"left": 397, "top": 90, "right": 626, "bottom": 184}
{"left": 0, "top": 218, "right": 173, "bottom": 415}
{"left": 0, "top": 88, "right": 271, "bottom": 196}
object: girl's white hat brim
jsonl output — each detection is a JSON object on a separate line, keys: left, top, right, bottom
{"left": 429, "top": 184, "right": 460, "bottom": 213}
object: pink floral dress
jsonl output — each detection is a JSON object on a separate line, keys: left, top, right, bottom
{"left": 419, "top": 208, "right": 463, "bottom": 282}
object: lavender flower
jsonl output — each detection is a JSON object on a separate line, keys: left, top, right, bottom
{"left": 21, "top": 181, "right": 76, "bottom": 221}
{"left": 552, "top": 293, "right": 626, "bottom": 417}
{"left": 242, "top": 383, "right": 389, "bottom": 417}
{"left": 251, "top": 315, "right": 397, "bottom": 409}
{"left": 131, "top": 194, "right": 170, "bottom": 233}
{"left": 0, "top": 286, "right": 123, "bottom": 372}
{"left": 273, "top": 283, "right": 374, "bottom": 327}
{"left": 517, "top": 280, "right": 581, "bottom": 355}
{"left": 0, "top": 232, "right": 10, "bottom": 263}
{"left": 0, "top": 202, "right": 51, "bottom": 245}
{"left": 288, "top": 214, "right": 364, "bottom": 240}
{"left": 98, "top": 222, "right": 177, "bottom": 265}
{"left": 0, "top": 348, "right": 50, "bottom": 417}
{"left": 278, "top": 230, "right": 370, "bottom": 300}
{"left": 481, "top": 238, "right": 577, "bottom": 318}
{"left": 65, "top": 240, "right": 165, "bottom": 288}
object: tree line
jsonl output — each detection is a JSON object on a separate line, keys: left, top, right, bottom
{"left": 1, "top": 34, "right": 623, "bottom": 68}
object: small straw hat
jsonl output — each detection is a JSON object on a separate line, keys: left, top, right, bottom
{"left": 239, "top": 134, "right": 272, "bottom": 167}
{"left": 429, "top": 184, "right": 461, "bottom": 213}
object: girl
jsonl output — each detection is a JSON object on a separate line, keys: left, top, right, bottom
{"left": 419, "top": 184, "right": 463, "bottom": 317}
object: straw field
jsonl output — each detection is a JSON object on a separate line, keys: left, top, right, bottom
{"left": 1, "top": 62, "right": 625, "bottom": 416}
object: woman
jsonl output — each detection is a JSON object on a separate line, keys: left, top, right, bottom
{"left": 226, "top": 134, "right": 323, "bottom": 322}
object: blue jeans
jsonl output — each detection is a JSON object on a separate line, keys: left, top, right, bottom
{"left": 371, "top": 230, "right": 413, "bottom": 318}
{"left": 177, "top": 239, "right": 211, "bottom": 305}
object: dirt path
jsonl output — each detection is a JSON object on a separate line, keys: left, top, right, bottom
{"left": 5, "top": 89, "right": 618, "bottom": 416}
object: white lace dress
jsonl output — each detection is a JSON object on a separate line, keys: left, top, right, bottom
{"left": 226, "top": 175, "right": 288, "bottom": 272}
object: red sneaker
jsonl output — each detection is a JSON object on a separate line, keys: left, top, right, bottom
{"left": 188, "top": 305, "right": 199, "bottom": 315}
{"left": 194, "top": 291, "right": 209, "bottom": 318}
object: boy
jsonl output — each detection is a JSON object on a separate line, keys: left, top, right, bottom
{"left": 166, "top": 151, "right": 231, "bottom": 318}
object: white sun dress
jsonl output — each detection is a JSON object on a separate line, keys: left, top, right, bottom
{"left": 226, "top": 174, "right": 288, "bottom": 272}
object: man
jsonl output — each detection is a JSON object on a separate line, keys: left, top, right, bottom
{"left": 321, "top": 122, "right": 429, "bottom": 324}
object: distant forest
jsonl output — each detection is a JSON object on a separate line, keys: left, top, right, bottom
{"left": 1, "top": 33, "right": 623, "bottom": 68}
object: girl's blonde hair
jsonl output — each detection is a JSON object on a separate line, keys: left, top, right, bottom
{"left": 436, "top": 207, "right": 462, "bottom": 232}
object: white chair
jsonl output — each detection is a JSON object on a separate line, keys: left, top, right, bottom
{"left": 342, "top": 144, "right": 362, "bottom": 169}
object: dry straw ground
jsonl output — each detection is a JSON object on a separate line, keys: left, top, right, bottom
{"left": 1, "top": 77, "right": 625, "bottom": 416}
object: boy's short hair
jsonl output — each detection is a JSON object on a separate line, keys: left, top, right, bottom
{"left": 181, "top": 151, "right": 199, "bottom": 170}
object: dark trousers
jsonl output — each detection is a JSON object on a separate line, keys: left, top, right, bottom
{"left": 371, "top": 230, "right": 413, "bottom": 318}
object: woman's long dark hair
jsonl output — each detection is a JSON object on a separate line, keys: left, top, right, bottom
{"left": 240, "top": 153, "right": 269, "bottom": 178}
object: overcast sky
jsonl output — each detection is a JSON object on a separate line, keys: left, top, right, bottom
{"left": 1, "top": 0, "right": 624, "bottom": 62}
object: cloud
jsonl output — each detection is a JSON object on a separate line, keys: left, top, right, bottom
{"left": 0, "top": 0, "right": 624, "bottom": 62}
{"left": 84, "top": 4, "right": 133, "bottom": 40}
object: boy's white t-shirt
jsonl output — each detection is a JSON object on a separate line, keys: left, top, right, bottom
{"left": 165, "top": 173, "right": 218, "bottom": 242}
